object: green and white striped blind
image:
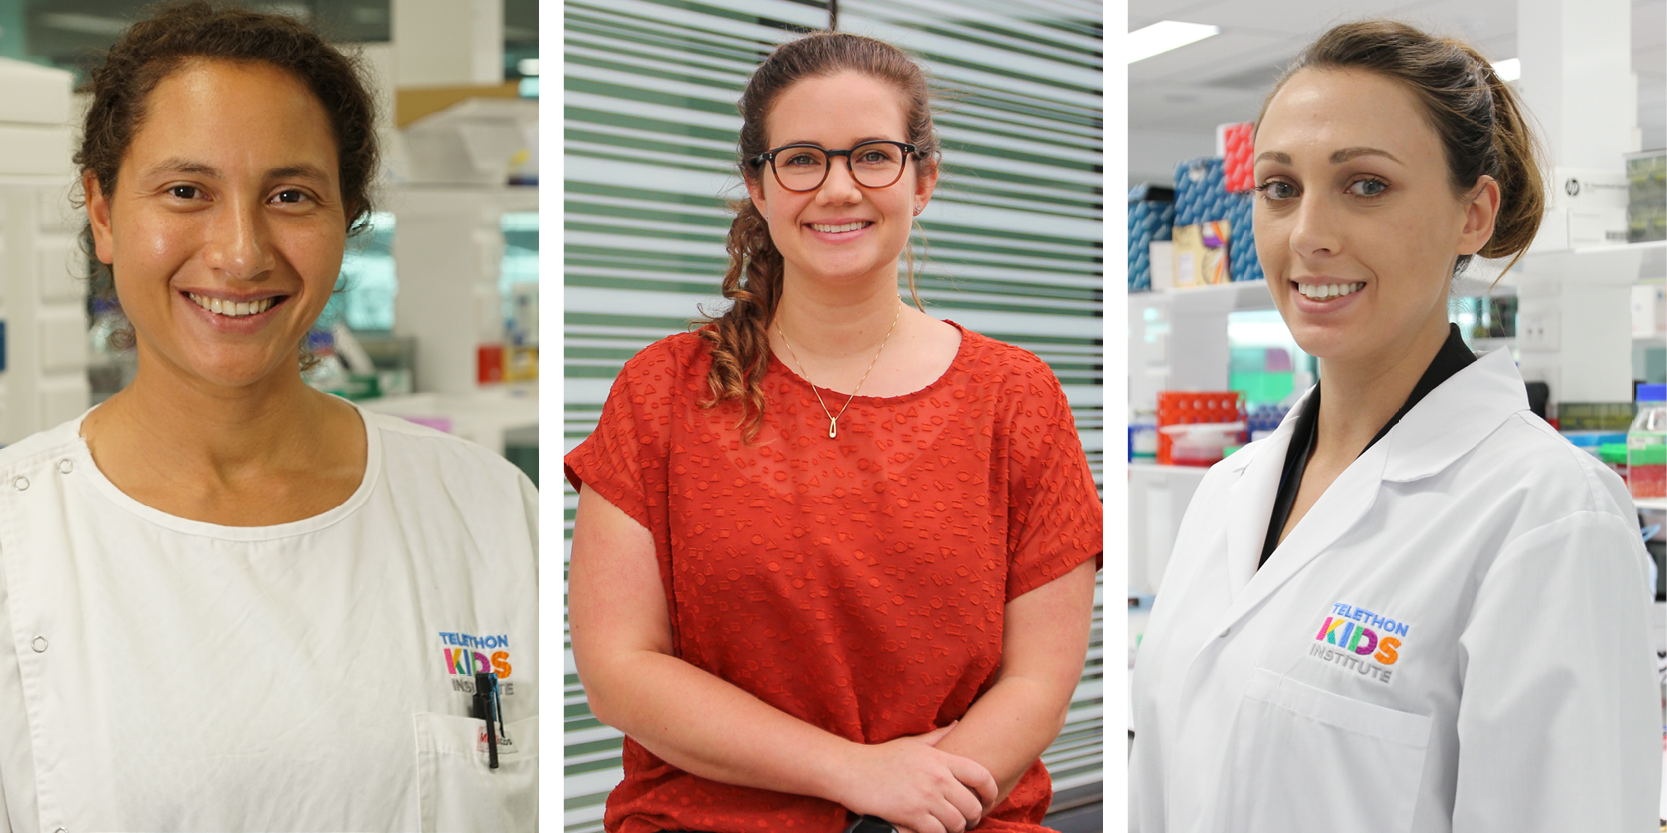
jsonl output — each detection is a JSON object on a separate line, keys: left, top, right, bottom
{"left": 564, "top": 1, "right": 1102, "bottom": 827}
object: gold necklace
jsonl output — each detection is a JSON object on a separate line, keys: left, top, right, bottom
{"left": 776, "top": 303, "right": 901, "bottom": 439}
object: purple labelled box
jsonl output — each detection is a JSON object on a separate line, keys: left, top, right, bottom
{"left": 400, "top": 415, "right": 453, "bottom": 433}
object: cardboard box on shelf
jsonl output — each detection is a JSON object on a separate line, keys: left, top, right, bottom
{"left": 1172, "top": 220, "right": 1232, "bottom": 288}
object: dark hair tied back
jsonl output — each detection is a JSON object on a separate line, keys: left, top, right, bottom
{"left": 1258, "top": 19, "right": 1546, "bottom": 277}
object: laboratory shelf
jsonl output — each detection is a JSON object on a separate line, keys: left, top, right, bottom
{"left": 1506, "top": 238, "right": 1667, "bottom": 287}
{"left": 1130, "top": 279, "right": 1275, "bottom": 312}
{"left": 1129, "top": 461, "right": 1217, "bottom": 476}
{"left": 1130, "top": 240, "right": 1665, "bottom": 303}
{"left": 357, "top": 381, "right": 538, "bottom": 456}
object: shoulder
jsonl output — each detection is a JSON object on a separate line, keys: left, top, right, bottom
{"left": 365, "top": 409, "right": 534, "bottom": 500}
{"left": 950, "top": 325, "right": 1068, "bottom": 403}
{"left": 618, "top": 331, "right": 712, "bottom": 384}
{"left": 1468, "top": 410, "right": 1635, "bottom": 521}
{"left": 0, "top": 414, "right": 89, "bottom": 475}
{"left": 955, "top": 326, "right": 1056, "bottom": 377}
{"left": 593, "top": 332, "right": 717, "bottom": 426}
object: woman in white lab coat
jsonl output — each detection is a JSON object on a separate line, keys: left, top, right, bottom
{"left": 0, "top": 5, "right": 536, "bottom": 830}
{"left": 1130, "top": 20, "right": 1659, "bottom": 833}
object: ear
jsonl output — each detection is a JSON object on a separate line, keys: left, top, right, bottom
{"left": 1455, "top": 175, "right": 1501, "bottom": 256}
{"left": 745, "top": 172, "right": 768, "bottom": 220}
{"left": 84, "top": 170, "right": 116, "bottom": 265}
{"left": 913, "top": 156, "right": 940, "bottom": 212}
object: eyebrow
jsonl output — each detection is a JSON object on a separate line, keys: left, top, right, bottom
{"left": 1329, "top": 146, "right": 1401, "bottom": 165}
{"left": 141, "top": 158, "right": 334, "bottom": 183}
{"left": 778, "top": 137, "right": 898, "bottom": 148}
{"left": 1254, "top": 147, "right": 1403, "bottom": 166}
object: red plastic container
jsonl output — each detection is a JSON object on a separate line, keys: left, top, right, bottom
{"left": 1221, "top": 122, "right": 1255, "bottom": 193}
{"left": 1156, "top": 390, "right": 1245, "bottom": 465}
{"left": 477, "top": 344, "right": 504, "bottom": 384}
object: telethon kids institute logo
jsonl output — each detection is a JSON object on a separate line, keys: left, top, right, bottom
{"left": 1307, "top": 603, "right": 1408, "bottom": 684}
{"left": 440, "top": 631, "right": 516, "bottom": 695}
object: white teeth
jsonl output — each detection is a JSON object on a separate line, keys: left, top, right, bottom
{"left": 188, "top": 293, "right": 275, "bottom": 317}
{"left": 811, "top": 222, "right": 868, "bottom": 233}
{"left": 1296, "top": 282, "right": 1364, "bottom": 301}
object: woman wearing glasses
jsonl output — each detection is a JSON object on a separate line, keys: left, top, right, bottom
{"left": 566, "top": 32, "right": 1102, "bottom": 833}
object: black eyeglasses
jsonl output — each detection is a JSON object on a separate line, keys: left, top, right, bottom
{"left": 750, "top": 140, "right": 919, "bottom": 192}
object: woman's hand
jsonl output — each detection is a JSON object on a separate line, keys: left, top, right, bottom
{"left": 833, "top": 723, "right": 999, "bottom": 833}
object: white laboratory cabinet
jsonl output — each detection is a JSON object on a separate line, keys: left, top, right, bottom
{"left": 0, "top": 57, "right": 88, "bottom": 444}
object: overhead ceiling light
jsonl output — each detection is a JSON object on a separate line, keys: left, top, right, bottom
{"left": 1491, "top": 58, "right": 1520, "bottom": 82}
{"left": 518, "top": 58, "right": 539, "bottom": 77}
{"left": 1128, "top": 21, "right": 1220, "bottom": 64}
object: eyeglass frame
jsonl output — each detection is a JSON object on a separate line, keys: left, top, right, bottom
{"left": 749, "top": 140, "right": 921, "bottom": 193}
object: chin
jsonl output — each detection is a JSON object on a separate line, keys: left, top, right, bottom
{"left": 185, "top": 352, "right": 299, "bottom": 390}
{"left": 1285, "top": 324, "right": 1358, "bottom": 366}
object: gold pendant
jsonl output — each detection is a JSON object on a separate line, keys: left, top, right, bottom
{"left": 828, "top": 418, "right": 837, "bottom": 439}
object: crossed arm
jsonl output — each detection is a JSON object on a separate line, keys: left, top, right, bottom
{"left": 568, "top": 485, "right": 1097, "bottom": 832}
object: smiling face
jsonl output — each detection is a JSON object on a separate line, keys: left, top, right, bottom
{"left": 746, "top": 70, "right": 936, "bottom": 290}
{"left": 1253, "top": 68, "right": 1497, "bottom": 368}
{"left": 86, "top": 59, "right": 346, "bottom": 392}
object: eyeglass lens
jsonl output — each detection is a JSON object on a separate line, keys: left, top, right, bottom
{"left": 773, "top": 142, "right": 907, "bottom": 191}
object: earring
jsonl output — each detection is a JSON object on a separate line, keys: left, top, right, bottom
{"left": 913, "top": 205, "right": 923, "bottom": 216}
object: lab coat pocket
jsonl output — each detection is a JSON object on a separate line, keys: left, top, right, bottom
{"left": 413, "top": 712, "right": 538, "bottom": 832}
{"left": 1224, "top": 669, "right": 1430, "bottom": 833}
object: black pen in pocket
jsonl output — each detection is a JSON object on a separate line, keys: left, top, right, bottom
{"left": 473, "top": 672, "right": 499, "bottom": 769}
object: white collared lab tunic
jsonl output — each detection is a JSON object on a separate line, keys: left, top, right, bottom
{"left": 1130, "top": 348, "right": 1660, "bottom": 833}
{"left": 0, "top": 406, "right": 538, "bottom": 832}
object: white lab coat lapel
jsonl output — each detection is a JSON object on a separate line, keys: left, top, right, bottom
{"left": 1211, "top": 348, "right": 1527, "bottom": 644}
{"left": 1203, "top": 385, "right": 1393, "bottom": 648}
{"left": 1378, "top": 348, "right": 1529, "bottom": 484}
{"left": 1220, "top": 414, "right": 1294, "bottom": 598}
{"left": 1222, "top": 442, "right": 1387, "bottom": 640}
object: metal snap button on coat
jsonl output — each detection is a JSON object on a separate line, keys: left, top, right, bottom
{"left": 58, "top": 459, "right": 73, "bottom": 474}
{"left": 13, "top": 477, "right": 27, "bottom": 491}
{"left": 31, "top": 637, "right": 47, "bottom": 653}
{"left": 1219, "top": 628, "right": 1230, "bottom": 638}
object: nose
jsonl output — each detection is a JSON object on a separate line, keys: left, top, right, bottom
{"left": 203, "top": 198, "right": 276, "bottom": 280}
{"left": 1286, "top": 191, "right": 1341, "bottom": 258}
{"left": 815, "top": 155, "right": 863, "bottom": 204}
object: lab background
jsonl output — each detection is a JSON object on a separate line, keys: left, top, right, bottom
{"left": 563, "top": 1, "right": 1104, "bottom": 829}
{"left": 1125, "top": 0, "right": 1667, "bottom": 804}
{"left": 0, "top": 0, "right": 540, "bottom": 482}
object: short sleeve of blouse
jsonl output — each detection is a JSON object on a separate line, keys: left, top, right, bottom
{"left": 563, "top": 336, "right": 687, "bottom": 531}
{"left": 1002, "top": 352, "right": 1103, "bottom": 601}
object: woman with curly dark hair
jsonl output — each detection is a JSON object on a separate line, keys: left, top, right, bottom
{"left": 0, "top": 4, "right": 537, "bottom": 829}
{"left": 565, "top": 31, "right": 1101, "bottom": 833}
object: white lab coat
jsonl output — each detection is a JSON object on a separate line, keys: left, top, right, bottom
{"left": 0, "top": 406, "right": 539, "bottom": 832}
{"left": 1130, "top": 348, "right": 1660, "bottom": 833}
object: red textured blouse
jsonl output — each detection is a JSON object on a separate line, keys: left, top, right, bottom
{"left": 565, "top": 322, "right": 1102, "bottom": 833}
